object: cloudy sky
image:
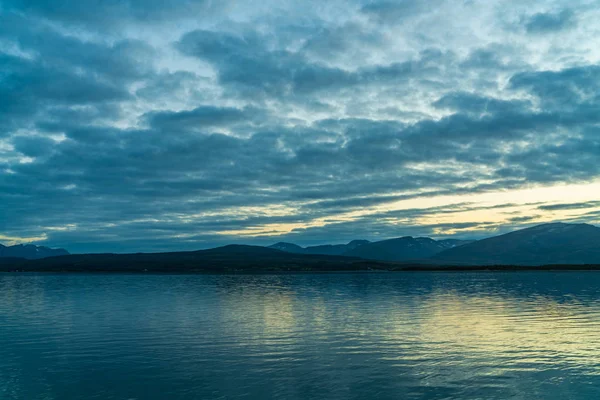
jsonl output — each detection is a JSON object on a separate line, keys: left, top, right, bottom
{"left": 1, "top": 0, "right": 600, "bottom": 253}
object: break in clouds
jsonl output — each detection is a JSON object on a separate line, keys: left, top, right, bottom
{"left": 1, "top": 0, "right": 600, "bottom": 252}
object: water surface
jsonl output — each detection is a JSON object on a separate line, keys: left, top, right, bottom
{"left": 1, "top": 272, "right": 600, "bottom": 399}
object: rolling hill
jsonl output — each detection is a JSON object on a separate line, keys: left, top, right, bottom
{"left": 344, "top": 237, "right": 472, "bottom": 261}
{"left": 269, "top": 240, "right": 370, "bottom": 256}
{"left": 4, "top": 223, "right": 600, "bottom": 271}
{"left": 270, "top": 237, "right": 471, "bottom": 261}
{"left": 0, "top": 245, "right": 404, "bottom": 273}
{"left": 432, "top": 223, "right": 600, "bottom": 265}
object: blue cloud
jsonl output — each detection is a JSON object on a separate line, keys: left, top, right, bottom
{"left": 525, "top": 10, "right": 576, "bottom": 34}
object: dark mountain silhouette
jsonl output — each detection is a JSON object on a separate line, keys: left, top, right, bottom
{"left": 268, "top": 242, "right": 305, "bottom": 253}
{"left": 4, "top": 222, "right": 600, "bottom": 271}
{"left": 269, "top": 239, "right": 370, "bottom": 256}
{"left": 344, "top": 237, "right": 472, "bottom": 261}
{"left": 433, "top": 223, "right": 600, "bottom": 265}
{"left": 437, "top": 239, "right": 473, "bottom": 249}
{"left": 303, "top": 239, "right": 371, "bottom": 256}
{"left": 0, "top": 243, "right": 69, "bottom": 259}
{"left": 0, "top": 245, "right": 404, "bottom": 273}
{"left": 2, "top": 232, "right": 600, "bottom": 272}
{"left": 270, "top": 237, "right": 471, "bottom": 261}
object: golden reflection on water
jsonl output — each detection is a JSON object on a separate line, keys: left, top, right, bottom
{"left": 387, "top": 291, "right": 600, "bottom": 370}
{"left": 213, "top": 278, "right": 600, "bottom": 374}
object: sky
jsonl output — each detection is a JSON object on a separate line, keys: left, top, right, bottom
{"left": 1, "top": 0, "right": 600, "bottom": 253}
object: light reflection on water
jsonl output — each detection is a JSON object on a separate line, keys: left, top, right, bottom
{"left": 1, "top": 272, "right": 600, "bottom": 399}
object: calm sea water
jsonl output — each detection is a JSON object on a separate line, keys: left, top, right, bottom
{"left": 1, "top": 272, "right": 600, "bottom": 400}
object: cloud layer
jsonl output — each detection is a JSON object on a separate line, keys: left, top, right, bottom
{"left": 1, "top": 0, "right": 600, "bottom": 252}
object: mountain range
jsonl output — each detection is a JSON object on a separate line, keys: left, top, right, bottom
{"left": 269, "top": 239, "right": 371, "bottom": 256}
{"left": 3, "top": 223, "right": 600, "bottom": 270}
{"left": 432, "top": 222, "right": 600, "bottom": 265}
{"left": 271, "top": 223, "right": 600, "bottom": 265}
{"left": 0, "top": 245, "right": 391, "bottom": 273}
{"left": 270, "top": 237, "right": 473, "bottom": 261}
{"left": 0, "top": 243, "right": 69, "bottom": 260}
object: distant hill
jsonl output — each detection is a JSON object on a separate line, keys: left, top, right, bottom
{"left": 268, "top": 242, "right": 305, "bottom": 253}
{"left": 432, "top": 223, "right": 600, "bottom": 265}
{"left": 269, "top": 239, "right": 371, "bottom": 256}
{"left": 0, "top": 243, "right": 69, "bottom": 259}
{"left": 303, "top": 239, "right": 371, "bottom": 256}
{"left": 270, "top": 237, "right": 471, "bottom": 261}
{"left": 5, "top": 222, "right": 600, "bottom": 270}
{"left": 2, "top": 240, "right": 600, "bottom": 273}
{"left": 0, "top": 245, "right": 405, "bottom": 273}
{"left": 344, "top": 237, "right": 473, "bottom": 261}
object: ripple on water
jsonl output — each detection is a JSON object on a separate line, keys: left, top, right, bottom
{"left": 2, "top": 272, "right": 600, "bottom": 399}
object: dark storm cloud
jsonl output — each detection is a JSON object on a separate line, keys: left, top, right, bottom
{"left": 146, "top": 106, "right": 258, "bottom": 131}
{"left": 524, "top": 10, "right": 576, "bottom": 34}
{"left": 0, "top": 54, "right": 132, "bottom": 105}
{"left": 504, "top": 132, "right": 600, "bottom": 183}
{"left": 0, "top": 52, "right": 131, "bottom": 136}
{"left": 0, "top": 12, "right": 153, "bottom": 138}
{"left": 10, "top": 135, "right": 56, "bottom": 157}
{"left": 0, "top": 12, "right": 155, "bottom": 81}
{"left": 177, "top": 29, "right": 447, "bottom": 98}
{"left": 433, "top": 92, "right": 532, "bottom": 115}
{"left": 509, "top": 65, "right": 600, "bottom": 109}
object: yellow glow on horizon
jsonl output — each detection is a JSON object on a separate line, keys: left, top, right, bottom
{"left": 215, "top": 180, "right": 600, "bottom": 238}
{"left": 379, "top": 180, "right": 600, "bottom": 214}
{"left": 0, "top": 233, "right": 49, "bottom": 246}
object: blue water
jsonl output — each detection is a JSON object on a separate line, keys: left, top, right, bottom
{"left": 1, "top": 272, "right": 600, "bottom": 399}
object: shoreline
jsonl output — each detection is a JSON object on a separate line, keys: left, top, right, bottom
{"left": 2, "top": 265, "right": 600, "bottom": 274}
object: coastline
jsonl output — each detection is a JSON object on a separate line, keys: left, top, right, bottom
{"left": 3, "top": 264, "right": 600, "bottom": 274}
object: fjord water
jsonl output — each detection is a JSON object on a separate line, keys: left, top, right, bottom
{"left": 1, "top": 273, "right": 600, "bottom": 400}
